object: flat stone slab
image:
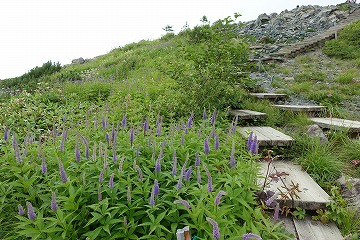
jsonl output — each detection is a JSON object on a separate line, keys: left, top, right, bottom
{"left": 280, "top": 216, "right": 343, "bottom": 240}
{"left": 293, "top": 217, "right": 343, "bottom": 240}
{"left": 258, "top": 161, "right": 331, "bottom": 210}
{"left": 250, "top": 93, "right": 287, "bottom": 100}
{"left": 309, "top": 117, "right": 360, "bottom": 132}
{"left": 273, "top": 105, "right": 326, "bottom": 112}
{"left": 239, "top": 126, "right": 294, "bottom": 147}
{"left": 230, "top": 109, "right": 268, "bottom": 120}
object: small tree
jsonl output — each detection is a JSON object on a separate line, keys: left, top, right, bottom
{"left": 162, "top": 25, "right": 174, "bottom": 33}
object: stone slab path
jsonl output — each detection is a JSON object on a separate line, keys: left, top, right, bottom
{"left": 239, "top": 126, "right": 294, "bottom": 147}
{"left": 230, "top": 109, "right": 268, "bottom": 120}
{"left": 309, "top": 117, "right": 360, "bottom": 132}
{"left": 259, "top": 161, "right": 331, "bottom": 210}
{"left": 280, "top": 215, "right": 343, "bottom": 240}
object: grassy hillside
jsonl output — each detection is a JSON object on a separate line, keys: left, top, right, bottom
{"left": 0, "top": 15, "right": 359, "bottom": 240}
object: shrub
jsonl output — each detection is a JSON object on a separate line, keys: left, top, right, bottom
{"left": 0, "top": 61, "right": 61, "bottom": 91}
{"left": 173, "top": 15, "right": 251, "bottom": 114}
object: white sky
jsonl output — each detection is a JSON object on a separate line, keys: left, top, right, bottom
{"left": 0, "top": 0, "right": 344, "bottom": 79}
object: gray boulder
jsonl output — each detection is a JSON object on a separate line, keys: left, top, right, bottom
{"left": 72, "top": 57, "right": 85, "bottom": 64}
{"left": 307, "top": 124, "right": 328, "bottom": 143}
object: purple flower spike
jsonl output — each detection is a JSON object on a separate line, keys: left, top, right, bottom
{"left": 41, "top": 155, "right": 47, "bottom": 174}
{"left": 102, "top": 116, "right": 106, "bottom": 130}
{"left": 187, "top": 114, "right": 193, "bottom": 129}
{"left": 203, "top": 164, "right": 213, "bottom": 192}
{"left": 207, "top": 173, "right": 213, "bottom": 192}
{"left": 109, "top": 173, "right": 115, "bottom": 189}
{"left": 204, "top": 137, "right": 210, "bottom": 155}
{"left": 174, "top": 199, "right": 191, "bottom": 209}
{"left": 153, "top": 179, "right": 159, "bottom": 196}
{"left": 58, "top": 160, "right": 68, "bottom": 183}
{"left": 51, "top": 192, "right": 58, "bottom": 211}
{"left": 176, "top": 172, "right": 183, "bottom": 190}
{"left": 4, "top": 124, "right": 9, "bottom": 141}
{"left": 124, "top": 216, "right": 128, "bottom": 226}
{"left": 232, "top": 116, "right": 238, "bottom": 134}
{"left": 156, "top": 121, "right": 162, "bottom": 137}
{"left": 185, "top": 166, "right": 193, "bottom": 181}
{"left": 85, "top": 144, "right": 90, "bottom": 159}
{"left": 230, "top": 141, "right": 236, "bottom": 168}
{"left": 203, "top": 108, "right": 207, "bottom": 120}
{"left": 172, "top": 150, "right": 177, "bottom": 175}
{"left": 214, "top": 134, "right": 219, "bottom": 150}
{"left": 99, "top": 168, "right": 105, "bottom": 183}
{"left": 265, "top": 192, "right": 278, "bottom": 206}
{"left": 242, "top": 233, "right": 262, "bottom": 240}
{"left": 12, "top": 135, "right": 22, "bottom": 163}
{"left": 247, "top": 132, "right": 253, "bottom": 151}
{"left": 155, "top": 154, "right": 161, "bottom": 172}
{"left": 274, "top": 202, "right": 280, "bottom": 221}
{"left": 176, "top": 178, "right": 182, "bottom": 190}
{"left": 111, "top": 147, "right": 117, "bottom": 161}
{"left": 214, "top": 190, "right": 227, "bottom": 206}
{"left": 195, "top": 152, "right": 201, "bottom": 167}
{"left": 211, "top": 109, "right": 217, "bottom": 125}
{"left": 75, "top": 141, "right": 81, "bottom": 163}
{"left": 60, "top": 127, "right": 68, "bottom": 151}
{"left": 18, "top": 204, "right": 24, "bottom": 215}
{"left": 143, "top": 118, "right": 149, "bottom": 136}
{"left": 130, "top": 128, "right": 134, "bottom": 147}
{"left": 181, "top": 133, "right": 185, "bottom": 145}
{"left": 250, "top": 135, "right": 258, "bottom": 155}
{"left": 135, "top": 165, "right": 143, "bottom": 182}
{"left": 26, "top": 201, "right": 36, "bottom": 220}
{"left": 106, "top": 133, "right": 110, "bottom": 145}
{"left": 149, "top": 187, "right": 155, "bottom": 206}
{"left": 122, "top": 114, "right": 127, "bottom": 129}
{"left": 206, "top": 217, "right": 220, "bottom": 240}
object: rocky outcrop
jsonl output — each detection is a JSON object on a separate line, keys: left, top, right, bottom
{"left": 238, "top": 3, "right": 359, "bottom": 44}
{"left": 71, "top": 57, "right": 85, "bottom": 64}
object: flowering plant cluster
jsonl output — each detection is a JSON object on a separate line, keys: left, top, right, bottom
{"left": 0, "top": 109, "right": 292, "bottom": 239}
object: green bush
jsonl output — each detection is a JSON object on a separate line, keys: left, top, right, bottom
{"left": 0, "top": 61, "right": 61, "bottom": 91}
{"left": 172, "top": 15, "right": 251, "bottom": 114}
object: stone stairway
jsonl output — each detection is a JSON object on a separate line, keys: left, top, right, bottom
{"left": 269, "top": 8, "right": 360, "bottom": 59}
{"left": 232, "top": 90, "right": 360, "bottom": 239}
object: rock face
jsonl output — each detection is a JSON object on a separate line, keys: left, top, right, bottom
{"left": 238, "top": 4, "right": 359, "bottom": 44}
{"left": 71, "top": 57, "right": 85, "bottom": 64}
{"left": 306, "top": 124, "right": 328, "bottom": 143}
{"left": 338, "top": 176, "right": 360, "bottom": 211}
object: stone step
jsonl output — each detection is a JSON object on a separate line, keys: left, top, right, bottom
{"left": 280, "top": 216, "right": 343, "bottom": 240}
{"left": 273, "top": 105, "right": 326, "bottom": 113}
{"left": 310, "top": 117, "right": 360, "bottom": 131}
{"left": 310, "top": 117, "right": 360, "bottom": 136}
{"left": 239, "top": 126, "right": 294, "bottom": 147}
{"left": 230, "top": 109, "right": 268, "bottom": 120}
{"left": 259, "top": 161, "right": 331, "bottom": 210}
{"left": 250, "top": 93, "right": 288, "bottom": 101}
